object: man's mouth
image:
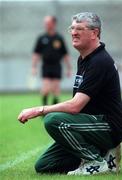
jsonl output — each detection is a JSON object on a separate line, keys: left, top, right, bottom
{"left": 72, "top": 37, "right": 79, "bottom": 42}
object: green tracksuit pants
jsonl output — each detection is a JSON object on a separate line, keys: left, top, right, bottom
{"left": 35, "top": 112, "right": 115, "bottom": 174}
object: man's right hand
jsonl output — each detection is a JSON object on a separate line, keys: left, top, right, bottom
{"left": 18, "top": 106, "right": 44, "bottom": 124}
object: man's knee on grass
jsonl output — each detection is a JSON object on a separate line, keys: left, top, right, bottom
{"left": 35, "top": 160, "right": 44, "bottom": 173}
{"left": 35, "top": 158, "right": 52, "bottom": 173}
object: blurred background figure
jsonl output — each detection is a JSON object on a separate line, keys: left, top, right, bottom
{"left": 32, "top": 16, "right": 71, "bottom": 105}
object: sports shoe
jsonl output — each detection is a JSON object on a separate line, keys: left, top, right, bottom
{"left": 68, "top": 159, "right": 108, "bottom": 175}
{"left": 67, "top": 159, "right": 85, "bottom": 175}
{"left": 104, "top": 146, "right": 121, "bottom": 172}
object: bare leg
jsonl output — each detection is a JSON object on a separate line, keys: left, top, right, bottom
{"left": 41, "top": 78, "right": 52, "bottom": 105}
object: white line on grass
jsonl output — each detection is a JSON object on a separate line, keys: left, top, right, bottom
{"left": 0, "top": 143, "right": 51, "bottom": 172}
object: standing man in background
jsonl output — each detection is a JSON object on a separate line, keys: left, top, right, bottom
{"left": 32, "top": 16, "right": 71, "bottom": 105}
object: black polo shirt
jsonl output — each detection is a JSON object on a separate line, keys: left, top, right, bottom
{"left": 33, "top": 33, "right": 68, "bottom": 66}
{"left": 73, "top": 42, "right": 122, "bottom": 145}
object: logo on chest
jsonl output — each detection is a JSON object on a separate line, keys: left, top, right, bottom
{"left": 73, "top": 75, "right": 83, "bottom": 88}
{"left": 53, "top": 40, "right": 61, "bottom": 49}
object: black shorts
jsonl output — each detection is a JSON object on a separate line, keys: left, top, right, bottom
{"left": 42, "top": 65, "right": 62, "bottom": 79}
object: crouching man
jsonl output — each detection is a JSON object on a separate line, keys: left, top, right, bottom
{"left": 18, "top": 12, "right": 122, "bottom": 175}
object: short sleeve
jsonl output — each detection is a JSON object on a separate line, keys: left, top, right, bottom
{"left": 60, "top": 37, "right": 68, "bottom": 55}
{"left": 78, "top": 60, "right": 107, "bottom": 98}
{"left": 33, "top": 37, "right": 42, "bottom": 54}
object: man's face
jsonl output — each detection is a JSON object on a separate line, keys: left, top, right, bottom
{"left": 44, "top": 16, "right": 56, "bottom": 33}
{"left": 71, "top": 20, "right": 95, "bottom": 50}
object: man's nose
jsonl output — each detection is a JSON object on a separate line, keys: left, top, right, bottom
{"left": 72, "top": 30, "right": 78, "bottom": 35}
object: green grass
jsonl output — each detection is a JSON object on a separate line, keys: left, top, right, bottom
{"left": 0, "top": 93, "right": 122, "bottom": 180}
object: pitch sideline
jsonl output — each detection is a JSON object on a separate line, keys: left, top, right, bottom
{"left": 0, "top": 143, "right": 51, "bottom": 172}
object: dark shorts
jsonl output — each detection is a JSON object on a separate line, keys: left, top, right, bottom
{"left": 42, "top": 65, "right": 62, "bottom": 79}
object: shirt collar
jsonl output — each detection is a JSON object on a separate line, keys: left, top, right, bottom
{"left": 79, "top": 42, "right": 105, "bottom": 61}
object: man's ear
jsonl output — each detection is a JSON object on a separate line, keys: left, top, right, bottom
{"left": 91, "top": 28, "right": 100, "bottom": 40}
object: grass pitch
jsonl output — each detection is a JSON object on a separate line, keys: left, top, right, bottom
{"left": 0, "top": 93, "right": 122, "bottom": 180}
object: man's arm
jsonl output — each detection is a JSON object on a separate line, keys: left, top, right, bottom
{"left": 18, "top": 92, "right": 90, "bottom": 123}
{"left": 44, "top": 92, "right": 90, "bottom": 114}
{"left": 63, "top": 54, "right": 72, "bottom": 77}
{"left": 31, "top": 53, "right": 41, "bottom": 76}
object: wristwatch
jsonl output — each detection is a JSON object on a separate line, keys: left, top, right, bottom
{"left": 38, "top": 106, "right": 44, "bottom": 115}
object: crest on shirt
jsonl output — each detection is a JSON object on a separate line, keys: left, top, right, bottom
{"left": 42, "top": 37, "right": 49, "bottom": 44}
{"left": 53, "top": 40, "right": 61, "bottom": 49}
{"left": 73, "top": 75, "right": 83, "bottom": 88}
